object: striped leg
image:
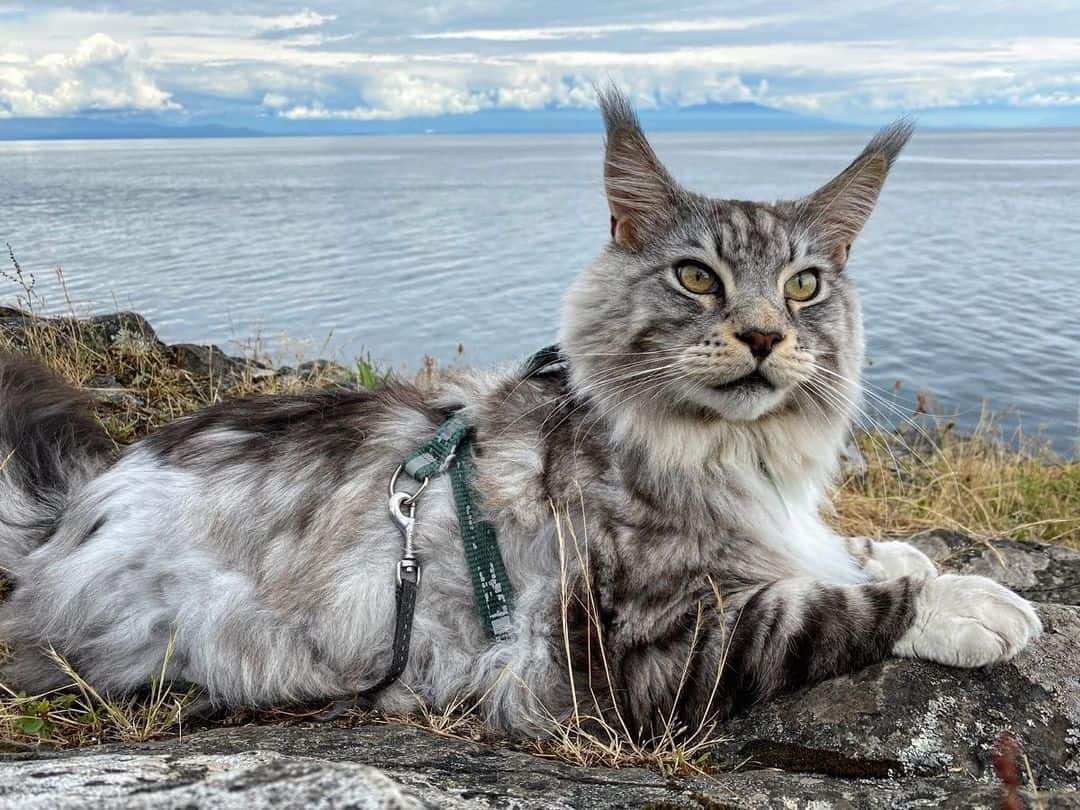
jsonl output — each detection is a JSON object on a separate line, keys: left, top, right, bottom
{"left": 610, "top": 577, "right": 924, "bottom": 737}
{"left": 588, "top": 572, "right": 1039, "bottom": 740}
{"left": 702, "top": 572, "right": 1036, "bottom": 726}
{"left": 720, "top": 577, "right": 920, "bottom": 714}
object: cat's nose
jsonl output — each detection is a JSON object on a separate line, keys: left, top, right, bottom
{"left": 737, "top": 330, "right": 784, "bottom": 360}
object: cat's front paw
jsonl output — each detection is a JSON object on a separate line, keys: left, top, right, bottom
{"left": 893, "top": 574, "right": 1041, "bottom": 667}
{"left": 862, "top": 539, "right": 938, "bottom": 581}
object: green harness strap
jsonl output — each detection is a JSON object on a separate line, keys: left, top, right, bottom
{"left": 403, "top": 414, "right": 514, "bottom": 641}
{"left": 400, "top": 346, "right": 564, "bottom": 643}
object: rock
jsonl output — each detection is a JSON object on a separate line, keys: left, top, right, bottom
{"left": 910, "top": 529, "right": 1080, "bottom": 605}
{"left": 0, "top": 310, "right": 163, "bottom": 357}
{"left": 0, "top": 749, "right": 424, "bottom": 809}
{"left": 84, "top": 374, "right": 144, "bottom": 408}
{"left": 86, "top": 312, "right": 163, "bottom": 354}
{"left": 1, "top": 717, "right": 1072, "bottom": 809}
{"left": 0, "top": 310, "right": 353, "bottom": 391}
{"left": 296, "top": 359, "right": 355, "bottom": 385}
{"left": 169, "top": 342, "right": 251, "bottom": 384}
{"left": 88, "top": 373, "right": 121, "bottom": 388}
{"left": 274, "top": 359, "right": 358, "bottom": 387}
{"left": 0, "top": 724, "right": 705, "bottom": 809}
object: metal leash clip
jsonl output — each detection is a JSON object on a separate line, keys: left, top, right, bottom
{"left": 389, "top": 465, "right": 426, "bottom": 586}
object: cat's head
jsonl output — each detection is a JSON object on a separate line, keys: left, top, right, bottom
{"left": 560, "top": 87, "right": 910, "bottom": 463}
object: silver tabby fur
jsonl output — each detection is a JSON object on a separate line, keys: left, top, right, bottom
{"left": 0, "top": 87, "right": 1040, "bottom": 739}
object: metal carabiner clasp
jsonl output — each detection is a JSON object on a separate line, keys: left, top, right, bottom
{"left": 389, "top": 490, "right": 415, "bottom": 544}
{"left": 388, "top": 490, "right": 420, "bottom": 586}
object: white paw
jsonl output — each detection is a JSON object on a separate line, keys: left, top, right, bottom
{"left": 893, "top": 574, "right": 1042, "bottom": 667}
{"left": 863, "top": 540, "right": 938, "bottom": 581}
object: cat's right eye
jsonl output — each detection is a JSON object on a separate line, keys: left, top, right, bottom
{"left": 676, "top": 262, "right": 721, "bottom": 296}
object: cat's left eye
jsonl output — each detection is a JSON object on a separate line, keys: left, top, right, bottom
{"left": 784, "top": 269, "right": 820, "bottom": 302}
{"left": 676, "top": 262, "right": 720, "bottom": 295}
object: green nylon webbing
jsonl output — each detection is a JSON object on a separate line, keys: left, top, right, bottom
{"left": 402, "top": 416, "right": 515, "bottom": 641}
{"left": 403, "top": 414, "right": 470, "bottom": 480}
{"left": 448, "top": 433, "right": 514, "bottom": 641}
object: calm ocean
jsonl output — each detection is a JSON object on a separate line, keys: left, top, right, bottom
{"left": 2, "top": 130, "right": 1078, "bottom": 452}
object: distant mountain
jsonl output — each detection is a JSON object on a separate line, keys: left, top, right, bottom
{"left": 836, "top": 104, "right": 1080, "bottom": 129}
{"left": 282, "top": 101, "right": 836, "bottom": 135}
{"left": 233, "top": 101, "right": 837, "bottom": 136}
{"left": 7, "top": 101, "right": 1077, "bottom": 142}
{"left": 0, "top": 102, "right": 836, "bottom": 141}
{"left": 907, "top": 105, "right": 1080, "bottom": 129}
{"left": 0, "top": 118, "right": 263, "bottom": 141}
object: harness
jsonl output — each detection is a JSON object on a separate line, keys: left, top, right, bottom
{"left": 366, "top": 345, "right": 566, "bottom": 696}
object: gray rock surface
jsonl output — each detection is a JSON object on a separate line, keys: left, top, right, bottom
{"left": 2, "top": 533, "right": 1078, "bottom": 808}
{"left": 0, "top": 309, "right": 353, "bottom": 387}
{"left": 0, "top": 720, "right": 1071, "bottom": 809}
{"left": 2, "top": 748, "right": 425, "bottom": 809}
{"left": 910, "top": 529, "right": 1080, "bottom": 605}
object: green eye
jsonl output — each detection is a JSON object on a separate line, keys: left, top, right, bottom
{"left": 676, "top": 262, "right": 720, "bottom": 295}
{"left": 784, "top": 269, "right": 820, "bottom": 302}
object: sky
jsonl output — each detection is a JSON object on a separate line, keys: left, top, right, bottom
{"left": 2, "top": 2, "right": 1080, "bottom": 130}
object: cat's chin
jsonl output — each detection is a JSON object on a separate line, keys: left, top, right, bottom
{"left": 684, "top": 381, "right": 790, "bottom": 422}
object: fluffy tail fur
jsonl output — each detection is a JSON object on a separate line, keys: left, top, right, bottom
{"left": 0, "top": 353, "right": 114, "bottom": 577}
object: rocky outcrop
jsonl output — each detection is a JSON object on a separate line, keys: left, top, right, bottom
{"left": 9, "top": 721, "right": 1072, "bottom": 809}
{"left": 0, "top": 309, "right": 355, "bottom": 388}
{"left": 909, "top": 529, "right": 1080, "bottom": 605}
{"left": 2, "top": 533, "right": 1078, "bottom": 808}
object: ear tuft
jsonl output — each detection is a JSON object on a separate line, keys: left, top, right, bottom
{"left": 598, "top": 84, "right": 678, "bottom": 250}
{"left": 861, "top": 117, "right": 915, "bottom": 171}
{"left": 800, "top": 117, "right": 913, "bottom": 265}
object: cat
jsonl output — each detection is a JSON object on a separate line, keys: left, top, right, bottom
{"left": 0, "top": 87, "right": 1040, "bottom": 739}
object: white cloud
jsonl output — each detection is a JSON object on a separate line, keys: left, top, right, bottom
{"left": 279, "top": 63, "right": 765, "bottom": 121}
{"left": 0, "top": 33, "right": 176, "bottom": 117}
{"left": 1, "top": 4, "right": 1079, "bottom": 123}
{"left": 261, "top": 91, "right": 290, "bottom": 109}
{"left": 283, "top": 72, "right": 495, "bottom": 119}
{"left": 412, "top": 15, "right": 787, "bottom": 41}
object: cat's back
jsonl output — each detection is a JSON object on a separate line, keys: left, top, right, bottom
{"left": 139, "top": 384, "right": 441, "bottom": 472}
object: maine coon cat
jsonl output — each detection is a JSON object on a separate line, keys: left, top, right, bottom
{"left": 0, "top": 88, "right": 1040, "bottom": 738}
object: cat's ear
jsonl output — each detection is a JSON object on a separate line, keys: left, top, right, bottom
{"left": 598, "top": 86, "right": 679, "bottom": 250}
{"left": 800, "top": 119, "right": 913, "bottom": 265}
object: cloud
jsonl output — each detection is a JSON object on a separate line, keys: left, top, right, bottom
{"left": 1, "top": 3, "right": 1080, "bottom": 124}
{"left": 278, "top": 63, "right": 764, "bottom": 121}
{"left": 0, "top": 33, "right": 176, "bottom": 117}
{"left": 283, "top": 71, "right": 495, "bottom": 119}
{"left": 261, "top": 91, "right": 290, "bottom": 109}
{"left": 412, "top": 15, "right": 787, "bottom": 41}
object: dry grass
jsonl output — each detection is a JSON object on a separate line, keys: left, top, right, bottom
{"left": 0, "top": 249, "right": 384, "bottom": 448}
{"left": 832, "top": 416, "right": 1080, "bottom": 549}
{"left": 0, "top": 641, "right": 194, "bottom": 751}
{"left": 1, "top": 250, "right": 1077, "bottom": 764}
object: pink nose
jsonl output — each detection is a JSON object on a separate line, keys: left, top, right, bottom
{"left": 737, "top": 330, "right": 784, "bottom": 360}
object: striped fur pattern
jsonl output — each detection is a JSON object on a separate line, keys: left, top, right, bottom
{"left": 0, "top": 88, "right": 1039, "bottom": 739}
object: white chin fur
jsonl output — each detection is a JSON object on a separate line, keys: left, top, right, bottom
{"left": 687, "top": 384, "right": 790, "bottom": 422}
{"left": 893, "top": 574, "right": 1042, "bottom": 668}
